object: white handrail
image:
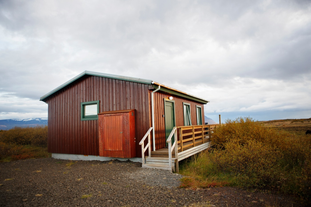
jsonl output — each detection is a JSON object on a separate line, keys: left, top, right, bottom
{"left": 139, "top": 127, "right": 153, "bottom": 145}
{"left": 139, "top": 127, "right": 153, "bottom": 166}
{"left": 166, "top": 127, "right": 177, "bottom": 172}
{"left": 166, "top": 127, "right": 176, "bottom": 143}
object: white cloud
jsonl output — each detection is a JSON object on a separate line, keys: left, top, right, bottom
{"left": 0, "top": 0, "right": 311, "bottom": 121}
{"left": 0, "top": 92, "right": 47, "bottom": 119}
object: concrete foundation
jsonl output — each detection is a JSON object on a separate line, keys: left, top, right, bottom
{"left": 51, "top": 153, "right": 142, "bottom": 163}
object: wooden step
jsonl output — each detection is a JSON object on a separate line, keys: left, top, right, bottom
{"left": 143, "top": 163, "right": 171, "bottom": 171}
{"left": 146, "top": 157, "right": 176, "bottom": 163}
{"left": 144, "top": 156, "right": 176, "bottom": 171}
{"left": 151, "top": 148, "right": 176, "bottom": 158}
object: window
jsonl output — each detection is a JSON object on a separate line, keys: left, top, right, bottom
{"left": 81, "top": 100, "right": 99, "bottom": 121}
{"left": 196, "top": 105, "right": 202, "bottom": 125}
{"left": 183, "top": 103, "right": 192, "bottom": 126}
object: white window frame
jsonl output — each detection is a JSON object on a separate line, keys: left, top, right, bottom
{"left": 183, "top": 102, "right": 192, "bottom": 126}
{"left": 196, "top": 105, "right": 203, "bottom": 125}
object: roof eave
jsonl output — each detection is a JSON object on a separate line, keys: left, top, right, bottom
{"left": 151, "top": 82, "right": 209, "bottom": 104}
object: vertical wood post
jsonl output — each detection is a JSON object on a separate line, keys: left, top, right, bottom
{"left": 219, "top": 114, "right": 221, "bottom": 125}
{"left": 202, "top": 125, "right": 204, "bottom": 144}
{"left": 141, "top": 143, "right": 145, "bottom": 165}
{"left": 209, "top": 126, "right": 211, "bottom": 141}
{"left": 148, "top": 133, "right": 151, "bottom": 157}
{"left": 180, "top": 128, "right": 183, "bottom": 152}
{"left": 174, "top": 131, "right": 179, "bottom": 173}
{"left": 168, "top": 139, "right": 172, "bottom": 173}
{"left": 192, "top": 126, "right": 195, "bottom": 147}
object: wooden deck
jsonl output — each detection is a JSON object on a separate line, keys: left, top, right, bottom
{"left": 141, "top": 124, "right": 218, "bottom": 172}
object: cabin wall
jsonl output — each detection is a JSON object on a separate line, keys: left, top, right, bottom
{"left": 46, "top": 76, "right": 150, "bottom": 157}
{"left": 152, "top": 92, "right": 205, "bottom": 150}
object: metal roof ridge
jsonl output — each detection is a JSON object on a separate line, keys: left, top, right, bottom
{"left": 40, "top": 70, "right": 153, "bottom": 101}
{"left": 40, "top": 71, "right": 208, "bottom": 104}
{"left": 84, "top": 71, "right": 153, "bottom": 84}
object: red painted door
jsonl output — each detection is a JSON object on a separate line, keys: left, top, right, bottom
{"left": 103, "top": 115, "right": 123, "bottom": 151}
{"left": 98, "top": 109, "right": 136, "bottom": 158}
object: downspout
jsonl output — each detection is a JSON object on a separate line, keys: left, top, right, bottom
{"left": 151, "top": 84, "right": 161, "bottom": 151}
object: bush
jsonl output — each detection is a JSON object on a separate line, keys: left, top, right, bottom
{"left": 181, "top": 117, "right": 311, "bottom": 199}
{"left": 0, "top": 126, "right": 49, "bottom": 162}
{"left": 0, "top": 126, "right": 48, "bottom": 147}
{"left": 210, "top": 139, "right": 282, "bottom": 188}
{"left": 0, "top": 141, "right": 50, "bottom": 162}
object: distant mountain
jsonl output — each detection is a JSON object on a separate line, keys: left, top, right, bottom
{"left": 204, "top": 116, "right": 217, "bottom": 124}
{"left": 0, "top": 118, "right": 47, "bottom": 130}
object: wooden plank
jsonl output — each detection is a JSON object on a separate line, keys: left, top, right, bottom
{"left": 182, "top": 137, "right": 194, "bottom": 143}
{"left": 183, "top": 143, "right": 194, "bottom": 149}
{"left": 181, "top": 126, "right": 194, "bottom": 131}
{"left": 181, "top": 132, "right": 194, "bottom": 137}
{"left": 194, "top": 140, "right": 204, "bottom": 145}
{"left": 194, "top": 135, "right": 203, "bottom": 140}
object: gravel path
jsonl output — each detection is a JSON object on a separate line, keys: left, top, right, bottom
{"left": 0, "top": 158, "right": 307, "bottom": 206}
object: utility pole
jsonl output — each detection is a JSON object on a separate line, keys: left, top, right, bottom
{"left": 219, "top": 114, "right": 221, "bottom": 125}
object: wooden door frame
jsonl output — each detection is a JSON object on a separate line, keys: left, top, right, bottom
{"left": 164, "top": 99, "right": 176, "bottom": 145}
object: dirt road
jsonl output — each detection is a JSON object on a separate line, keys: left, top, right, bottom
{"left": 0, "top": 158, "right": 306, "bottom": 206}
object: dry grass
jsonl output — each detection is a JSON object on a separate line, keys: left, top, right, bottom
{"left": 180, "top": 118, "right": 311, "bottom": 200}
{"left": 261, "top": 118, "right": 311, "bottom": 136}
{"left": 0, "top": 126, "right": 50, "bottom": 162}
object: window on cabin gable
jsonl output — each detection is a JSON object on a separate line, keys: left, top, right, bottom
{"left": 183, "top": 103, "right": 192, "bottom": 126}
{"left": 81, "top": 100, "right": 99, "bottom": 121}
{"left": 196, "top": 105, "right": 203, "bottom": 125}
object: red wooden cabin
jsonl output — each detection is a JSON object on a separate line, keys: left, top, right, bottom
{"left": 40, "top": 71, "right": 211, "bottom": 170}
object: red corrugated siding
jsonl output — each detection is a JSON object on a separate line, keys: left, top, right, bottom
{"left": 46, "top": 76, "right": 150, "bottom": 157}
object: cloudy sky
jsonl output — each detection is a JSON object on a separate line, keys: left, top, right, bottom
{"left": 0, "top": 0, "right": 311, "bottom": 122}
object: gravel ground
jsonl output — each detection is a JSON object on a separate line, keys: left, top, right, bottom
{"left": 0, "top": 158, "right": 307, "bottom": 206}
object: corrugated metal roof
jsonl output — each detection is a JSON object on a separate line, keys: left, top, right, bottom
{"left": 40, "top": 70, "right": 209, "bottom": 104}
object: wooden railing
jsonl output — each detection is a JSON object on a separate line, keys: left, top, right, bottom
{"left": 177, "top": 124, "right": 218, "bottom": 152}
{"left": 166, "top": 124, "right": 218, "bottom": 172}
{"left": 139, "top": 127, "right": 153, "bottom": 166}
{"left": 166, "top": 127, "right": 178, "bottom": 172}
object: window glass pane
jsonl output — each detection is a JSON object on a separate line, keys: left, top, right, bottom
{"left": 183, "top": 105, "right": 187, "bottom": 123}
{"left": 84, "top": 104, "right": 97, "bottom": 116}
{"left": 197, "top": 107, "right": 202, "bottom": 125}
{"left": 184, "top": 104, "right": 192, "bottom": 126}
{"left": 186, "top": 106, "right": 191, "bottom": 125}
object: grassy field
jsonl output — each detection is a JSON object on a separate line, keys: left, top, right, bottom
{"left": 0, "top": 126, "right": 50, "bottom": 162}
{"left": 180, "top": 118, "right": 311, "bottom": 200}
{"left": 261, "top": 118, "right": 311, "bottom": 135}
